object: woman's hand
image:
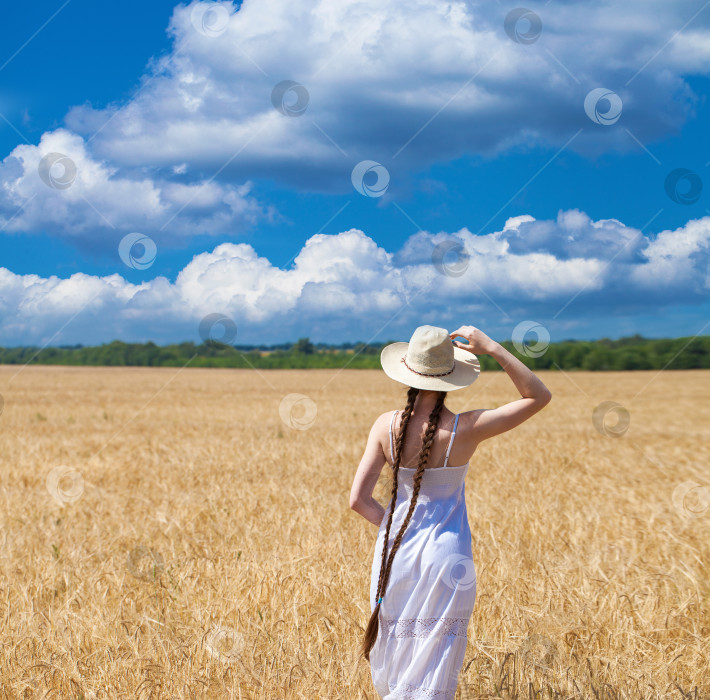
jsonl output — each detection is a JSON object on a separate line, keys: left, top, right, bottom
{"left": 449, "top": 325, "right": 499, "bottom": 355}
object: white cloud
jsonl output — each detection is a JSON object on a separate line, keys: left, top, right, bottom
{"left": 632, "top": 217, "right": 710, "bottom": 291}
{"left": 1, "top": 210, "right": 708, "bottom": 345}
{"left": 57, "top": 0, "right": 710, "bottom": 191}
{"left": 0, "top": 127, "right": 274, "bottom": 242}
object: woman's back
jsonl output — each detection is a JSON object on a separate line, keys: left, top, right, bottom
{"left": 388, "top": 406, "right": 478, "bottom": 470}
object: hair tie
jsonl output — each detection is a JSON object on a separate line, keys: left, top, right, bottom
{"left": 377, "top": 596, "right": 383, "bottom": 605}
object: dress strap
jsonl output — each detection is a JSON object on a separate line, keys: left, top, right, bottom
{"left": 443, "top": 413, "right": 460, "bottom": 468}
{"left": 389, "top": 410, "right": 399, "bottom": 464}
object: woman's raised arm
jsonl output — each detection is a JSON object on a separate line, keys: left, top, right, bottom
{"left": 450, "top": 325, "right": 552, "bottom": 442}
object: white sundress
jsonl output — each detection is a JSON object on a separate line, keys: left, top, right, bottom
{"left": 369, "top": 410, "right": 477, "bottom": 700}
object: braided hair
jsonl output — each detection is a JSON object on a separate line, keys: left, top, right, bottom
{"left": 361, "top": 387, "right": 447, "bottom": 661}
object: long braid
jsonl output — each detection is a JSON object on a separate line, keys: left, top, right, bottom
{"left": 373, "top": 387, "right": 418, "bottom": 608}
{"left": 361, "top": 386, "right": 418, "bottom": 661}
{"left": 361, "top": 388, "right": 447, "bottom": 661}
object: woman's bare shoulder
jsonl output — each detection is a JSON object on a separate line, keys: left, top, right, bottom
{"left": 372, "top": 409, "right": 398, "bottom": 432}
{"left": 457, "top": 408, "right": 486, "bottom": 424}
{"left": 455, "top": 409, "right": 488, "bottom": 436}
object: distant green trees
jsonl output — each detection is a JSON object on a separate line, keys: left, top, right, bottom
{"left": 0, "top": 334, "right": 708, "bottom": 370}
{"left": 292, "top": 338, "right": 315, "bottom": 354}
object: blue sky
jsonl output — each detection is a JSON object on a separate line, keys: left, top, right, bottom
{"left": 1, "top": 0, "right": 710, "bottom": 347}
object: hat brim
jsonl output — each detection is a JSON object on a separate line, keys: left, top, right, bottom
{"left": 380, "top": 341, "right": 481, "bottom": 392}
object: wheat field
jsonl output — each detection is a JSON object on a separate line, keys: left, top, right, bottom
{"left": 0, "top": 364, "right": 708, "bottom": 699}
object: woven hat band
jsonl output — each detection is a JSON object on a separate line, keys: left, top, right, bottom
{"left": 400, "top": 355, "right": 455, "bottom": 377}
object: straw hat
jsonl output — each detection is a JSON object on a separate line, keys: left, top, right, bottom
{"left": 380, "top": 325, "right": 481, "bottom": 392}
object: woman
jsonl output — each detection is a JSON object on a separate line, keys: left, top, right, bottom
{"left": 349, "top": 324, "right": 552, "bottom": 699}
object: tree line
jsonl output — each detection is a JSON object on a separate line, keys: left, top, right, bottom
{"left": 0, "top": 333, "right": 708, "bottom": 370}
